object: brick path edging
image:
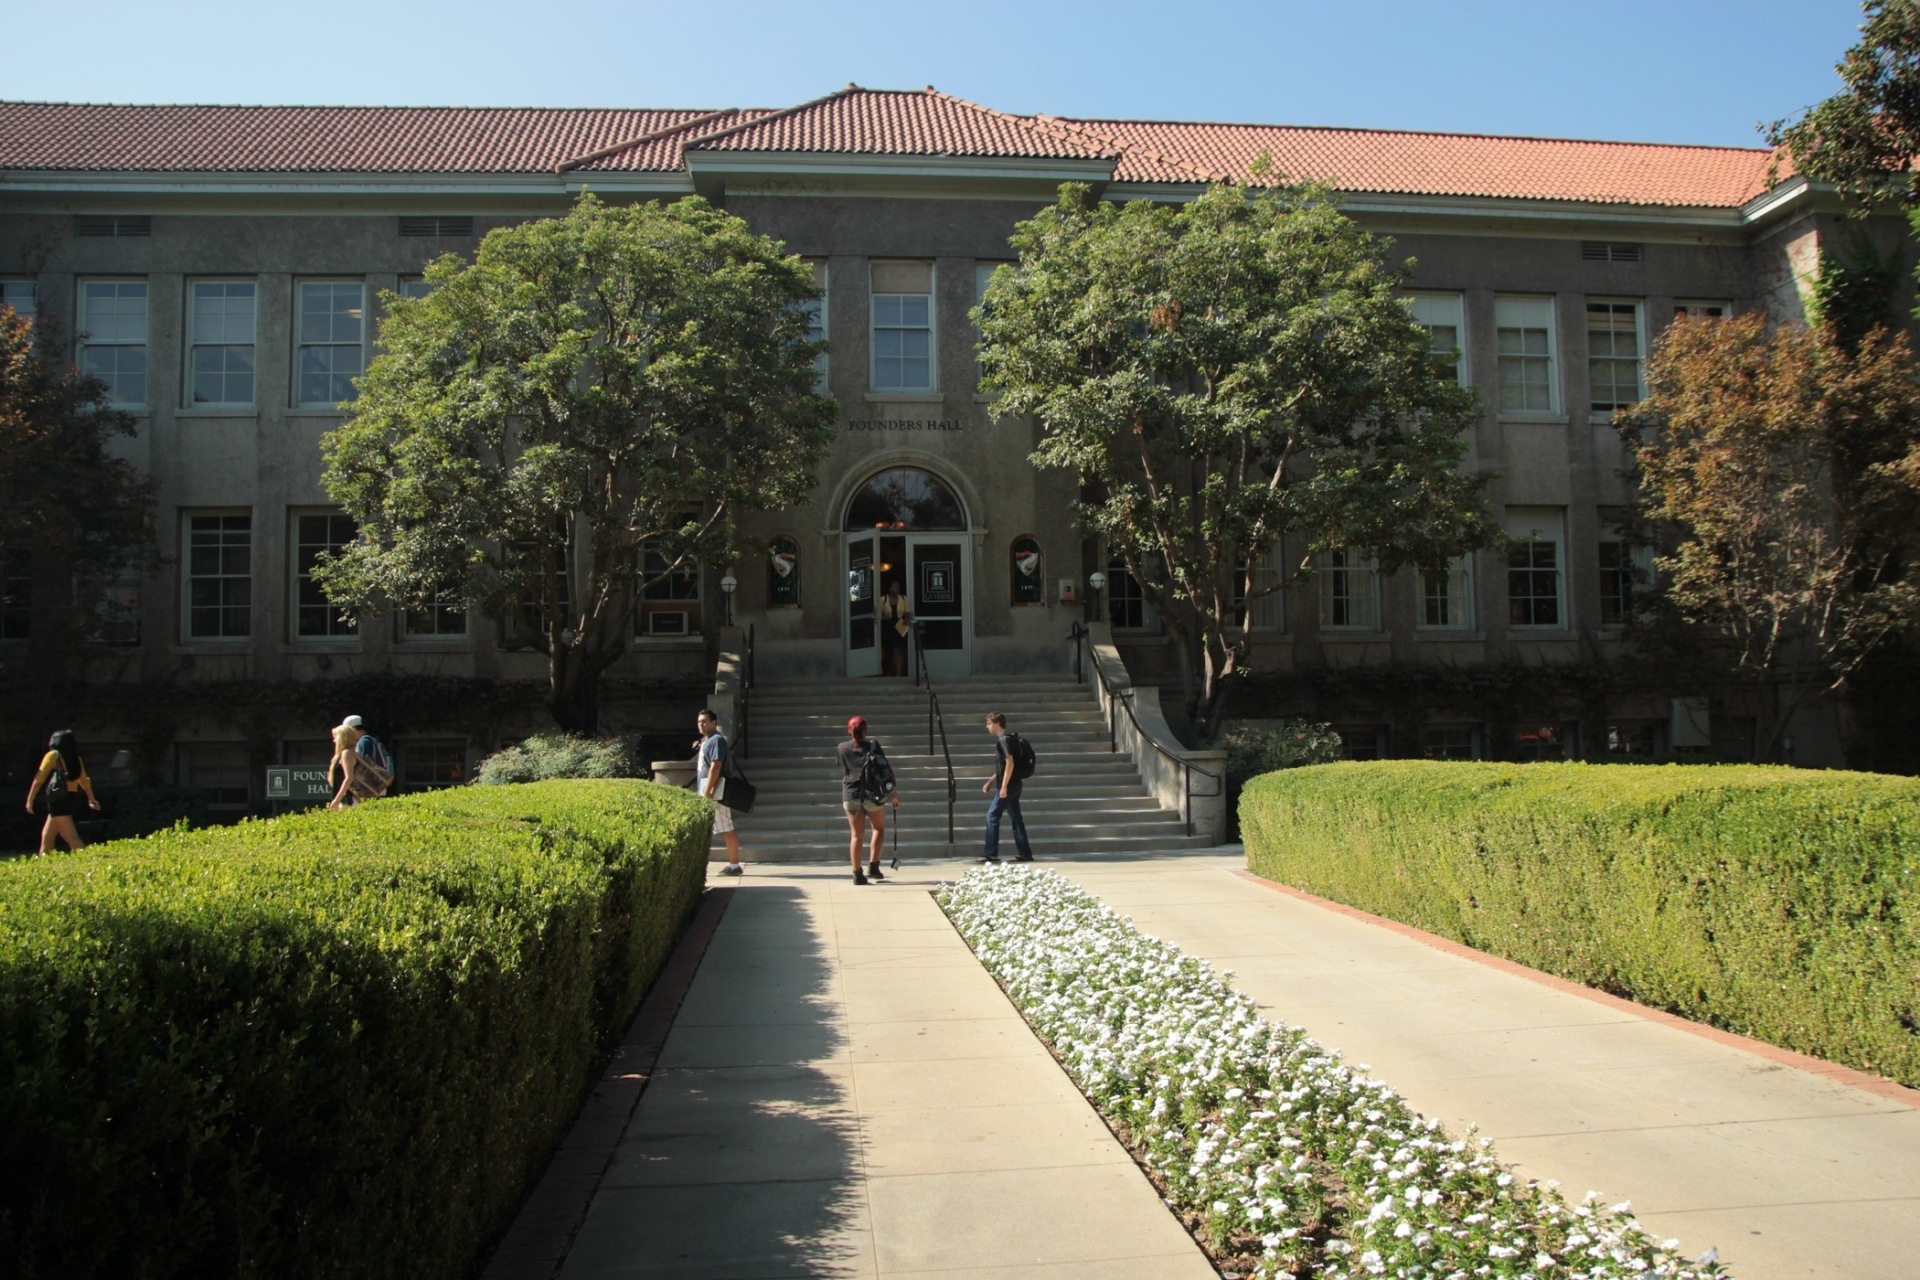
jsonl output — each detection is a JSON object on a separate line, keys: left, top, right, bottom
{"left": 480, "top": 882, "right": 736, "bottom": 1280}
{"left": 1230, "top": 869, "right": 1920, "bottom": 1109}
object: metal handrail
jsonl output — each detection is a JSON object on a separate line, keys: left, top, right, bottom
{"left": 1068, "top": 622, "right": 1223, "bottom": 838}
{"left": 911, "top": 621, "right": 958, "bottom": 843}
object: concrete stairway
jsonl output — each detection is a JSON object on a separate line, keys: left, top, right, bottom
{"left": 717, "top": 674, "right": 1213, "bottom": 863}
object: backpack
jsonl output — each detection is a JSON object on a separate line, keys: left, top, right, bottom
{"left": 855, "top": 741, "right": 897, "bottom": 804}
{"left": 40, "top": 756, "right": 68, "bottom": 814}
{"left": 1005, "top": 732, "right": 1037, "bottom": 781}
{"left": 355, "top": 733, "right": 393, "bottom": 773}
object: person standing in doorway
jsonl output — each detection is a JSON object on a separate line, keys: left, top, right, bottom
{"left": 979, "top": 712, "right": 1034, "bottom": 863}
{"left": 879, "top": 579, "right": 913, "bottom": 678}
{"left": 698, "top": 708, "right": 744, "bottom": 877}
{"left": 837, "top": 715, "right": 898, "bottom": 884}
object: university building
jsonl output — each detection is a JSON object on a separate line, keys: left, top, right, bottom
{"left": 0, "top": 85, "right": 1897, "bottom": 805}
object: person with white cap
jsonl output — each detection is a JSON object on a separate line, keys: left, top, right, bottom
{"left": 326, "top": 714, "right": 392, "bottom": 809}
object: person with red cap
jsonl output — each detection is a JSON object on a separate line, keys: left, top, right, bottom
{"left": 836, "top": 715, "right": 899, "bottom": 884}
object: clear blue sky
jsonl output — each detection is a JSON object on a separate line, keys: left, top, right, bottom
{"left": 4, "top": 0, "right": 1867, "bottom": 149}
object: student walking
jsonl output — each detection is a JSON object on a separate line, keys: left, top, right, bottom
{"left": 979, "top": 711, "right": 1034, "bottom": 863}
{"left": 698, "top": 708, "right": 745, "bottom": 876}
{"left": 327, "top": 714, "right": 393, "bottom": 810}
{"left": 838, "top": 715, "right": 899, "bottom": 884}
{"left": 24, "top": 729, "right": 101, "bottom": 854}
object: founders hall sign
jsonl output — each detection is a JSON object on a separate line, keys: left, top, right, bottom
{"left": 842, "top": 417, "right": 966, "bottom": 433}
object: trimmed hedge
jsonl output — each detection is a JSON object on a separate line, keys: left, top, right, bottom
{"left": 0, "top": 779, "right": 711, "bottom": 1280}
{"left": 1242, "top": 762, "right": 1920, "bottom": 1088}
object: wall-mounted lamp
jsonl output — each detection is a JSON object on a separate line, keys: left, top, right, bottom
{"left": 720, "top": 570, "right": 738, "bottom": 626}
{"left": 1087, "top": 570, "right": 1106, "bottom": 622}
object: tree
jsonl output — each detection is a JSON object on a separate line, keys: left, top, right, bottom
{"left": 0, "top": 307, "right": 157, "bottom": 667}
{"left": 976, "top": 182, "right": 1495, "bottom": 739}
{"left": 1769, "top": 1, "right": 1920, "bottom": 204}
{"left": 1620, "top": 314, "right": 1920, "bottom": 758}
{"left": 320, "top": 194, "right": 834, "bottom": 733}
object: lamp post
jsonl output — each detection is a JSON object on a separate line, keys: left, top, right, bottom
{"left": 1086, "top": 570, "right": 1106, "bottom": 626}
{"left": 720, "top": 571, "right": 738, "bottom": 627}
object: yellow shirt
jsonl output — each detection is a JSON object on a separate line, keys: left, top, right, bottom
{"left": 36, "top": 750, "right": 92, "bottom": 794}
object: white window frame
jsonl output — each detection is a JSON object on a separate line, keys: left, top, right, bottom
{"left": 78, "top": 278, "right": 149, "bottom": 407}
{"left": 187, "top": 279, "right": 257, "bottom": 408}
{"left": 1494, "top": 294, "right": 1558, "bottom": 416}
{"left": 1232, "top": 541, "right": 1286, "bottom": 631}
{"left": 396, "top": 276, "right": 435, "bottom": 301}
{"left": 1505, "top": 507, "right": 1566, "bottom": 630}
{"left": 183, "top": 510, "right": 252, "bottom": 641}
{"left": 295, "top": 279, "right": 366, "bottom": 408}
{"left": 290, "top": 510, "right": 358, "bottom": 640}
{"left": 802, "top": 259, "right": 828, "bottom": 393}
{"left": 401, "top": 590, "right": 467, "bottom": 641}
{"left": 1586, "top": 298, "right": 1645, "bottom": 418}
{"left": 1, "top": 279, "right": 36, "bottom": 319}
{"left": 1417, "top": 554, "right": 1474, "bottom": 631}
{"left": 1408, "top": 292, "right": 1467, "bottom": 387}
{"left": 869, "top": 261, "right": 936, "bottom": 394}
{"left": 1318, "top": 548, "right": 1380, "bottom": 631}
{"left": 637, "top": 539, "right": 702, "bottom": 638}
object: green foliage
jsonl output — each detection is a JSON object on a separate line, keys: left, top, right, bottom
{"left": 1810, "top": 232, "right": 1905, "bottom": 351}
{"left": 1769, "top": 1, "right": 1920, "bottom": 204}
{"left": 1243, "top": 761, "right": 1920, "bottom": 1086}
{"left": 975, "top": 182, "right": 1495, "bottom": 734}
{"left": 319, "top": 192, "right": 835, "bottom": 732}
{"left": 1219, "top": 718, "right": 1342, "bottom": 781}
{"left": 475, "top": 733, "right": 646, "bottom": 784}
{"left": 0, "top": 779, "right": 711, "bottom": 1279}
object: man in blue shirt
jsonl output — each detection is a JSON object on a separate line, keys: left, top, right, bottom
{"left": 698, "top": 708, "right": 743, "bottom": 876}
{"left": 979, "top": 711, "right": 1034, "bottom": 863}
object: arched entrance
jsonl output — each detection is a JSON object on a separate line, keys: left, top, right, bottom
{"left": 843, "top": 467, "right": 971, "bottom": 678}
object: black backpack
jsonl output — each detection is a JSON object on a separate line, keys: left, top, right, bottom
{"left": 855, "top": 741, "right": 897, "bottom": 804}
{"left": 1005, "top": 732, "right": 1037, "bottom": 780}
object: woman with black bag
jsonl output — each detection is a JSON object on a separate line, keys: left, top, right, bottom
{"left": 837, "top": 715, "right": 898, "bottom": 885}
{"left": 24, "top": 729, "right": 101, "bottom": 854}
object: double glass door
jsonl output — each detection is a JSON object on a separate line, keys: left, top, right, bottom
{"left": 845, "top": 534, "right": 969, "bottom": 677}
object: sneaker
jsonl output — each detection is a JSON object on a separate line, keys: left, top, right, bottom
{"left": 866, "top": 862, "right": 886, "bottom": 881}
{"left": 1012, "top": 854, "right": 1034, "bottom": 863}
{"left": 719, "top": 862, "right": 744, "bottom": 877}
{"left": 976, "top": 855, "right": 1001, "bottom": 864}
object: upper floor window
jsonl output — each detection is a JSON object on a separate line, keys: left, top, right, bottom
{"left": 1318, "top": 549, "right": 1379, "bottom": 631}
{"left": 403, "top": 590, "right": 466, "bottom": 639}
{"left": 188, "top": 281, "right": 257, "bottom": 407}
{"left": 79, "top": 280, "right": 148, "bottom": 406}
{"left": 1106, "top": 556, "right": 1155, "bottom": 632}
{"left": 1494, "top": 295, "right": 1556, "bottom": 415}
{"left": 974, "top": 262, "right": 1008, "bottom": 389}
{"left": 1, "top": 280, "right": 35, "bottom": 320}
{"left": 296, "top": 281, "right": 365, "bottom": 407}
{"left": 1408, "top": 293, "right": 1466, "bottom": 386}
{"left": 638, "top": 540, "right": 701, "bottom": 637}
{"left": 870, "top": 260, "right": 934, "bottom": 393}
{"left": 397, "top": 277, "right": 435, "bottom": 301}
{"left": 185, "top": 511, "right": 251, "bottom": 640}
{"left": 1505, "top": 507, "right": 1565, "bottom": 629}
{"left": 1419, "top": 555, "right": 1474, "bottom": 630}
{"left": 292, "top": 512, "right": 358, "bottom": 638}
{"left": 1587, "top": 299, "right": 1644, "bottom": 415}
{"left": 801, "top": 260, "right": 828, "bottom": 392}
{"left": 1674, "top": 300, "right": 1731, "bottom": 321}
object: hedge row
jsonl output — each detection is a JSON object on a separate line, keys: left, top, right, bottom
{"left": 1242, "top": 762, "right": 1920, "bottom": 1088}
{"left": 0, "top": 779, "right": 712, "bottom": 1280}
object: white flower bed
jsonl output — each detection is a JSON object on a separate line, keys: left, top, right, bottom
{"left": 938, "top": 866, "right": 1730, "bottom": 1280}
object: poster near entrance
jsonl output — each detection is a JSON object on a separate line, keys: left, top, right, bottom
{"left": 846, "top": 534, "right": 879, "bottom": 677}
{"left": 914, "top": 541, "right": 968, "bottom": 677}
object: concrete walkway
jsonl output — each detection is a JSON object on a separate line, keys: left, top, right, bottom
{"left": 550, "top": 851, "right": 1920, "bottom": 1280}
{"left": 1051, "top": 852, "right": 1920, "bottom": 1280}
{"left": 554, "top": 863, "right": 1215, "bottom": 1280}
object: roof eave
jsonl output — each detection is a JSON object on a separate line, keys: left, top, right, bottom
{"left": 686, "top": 150, "right": 1114, "bottom": 200}
{"left": 1106, "top": 181, "right": 1756, "bottom": 229}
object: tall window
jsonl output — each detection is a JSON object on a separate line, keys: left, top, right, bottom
{"left": 802, "top": 260, "right": 828, "bottom": 392}
{"left": 293, "top": 513, "right": 357, "bottom": 638}
{"left": 1318, "top": 549, "right": 1378, "bottom": 630}
{"left": 403, "top": 591, "right": 466, "bottom": 639}
{"left": 1232, "top": 542, "right": 1285, "bottom": 630}
{"left": 1494, "top": 295, "right": 1556, "bottom": 414}
{"left": 870, "top": 260, "right": 934, "bottom": 392}
{"left": 1107, "top": 557, "right": 1153, "bottom": 631}
{"left": 975, "top": 262, "right": 1008, "bottom": 388}
{"left": 296, "top": 281, "right": 365, "bottom": 407}
{"left": 1505, "top": 507, "right": 1564, "bottom": 629}
{"left": 1586, "top": 300, "right": 1643, "bottom": 415}
{"left": 188, "top": 281, "right": 256, "bottom": 406}
{"left": 639, "top": 540, "right": 701, "bottom": 636}
{"left": 0, "top": 545, "right": 29, "bottom": 640}
{"left": 1, "top": 280, "right": 35, "bottom": 319}
{"left": 1598, "top": 532, "right": 1652, "bottom": 627}
{"left": 1408, "top": 293, "right": 1466, "bottom": 386}
{"left": 185, "top": 513, "right": 251, "bottom": 639}
{"left": 1419, "top": 555, "right": 1473, "bottom": 630}
{"left": 79, "top": 280, "right": 149, "bottom": 406}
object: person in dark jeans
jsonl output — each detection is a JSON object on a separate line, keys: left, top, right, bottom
{"left": 978, "top": 711, "right": 1034, "bottom": 863}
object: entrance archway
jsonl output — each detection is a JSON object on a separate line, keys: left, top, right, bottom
{"left": 843, "top": 467, "right": 971, "bottom": 678}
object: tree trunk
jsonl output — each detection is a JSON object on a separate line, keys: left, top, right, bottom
{"left": 548, "top": 651, "right": 603, "bottom": 735}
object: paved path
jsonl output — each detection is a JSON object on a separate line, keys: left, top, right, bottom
{"left": 549, "top": 851, "right": 1920, "bottom": 1280}
{"left": 554, "top": 863, "right": 1215, "bottom": 1280}
{"left": 1051, "top": 852, "right": 1920, "bottom": 1280}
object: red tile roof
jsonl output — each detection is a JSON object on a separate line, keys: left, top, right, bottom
{"left": 0, "top": 89, "right": 1788, "bottom": 208}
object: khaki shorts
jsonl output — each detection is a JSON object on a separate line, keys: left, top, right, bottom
{"left": 708, "top": 779, "right": 735, "bottom": 834}
{"left": 842, "top": 799, "right": 884, "bottom": 814}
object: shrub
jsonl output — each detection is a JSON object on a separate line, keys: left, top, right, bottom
{"left": 475, "top": 732, "right": 647, "bottom": 784}
{"left": 1242, "top": 761, "right": 1920, "bottom": 1087}
{"left": 0, "top": 779, "right": 710, "bottom": 1280}
{"left": 1219, "top": 719, "right": 1341, "bottom": 837}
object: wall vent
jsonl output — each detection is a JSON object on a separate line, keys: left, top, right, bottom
{"left": 75, "top": 215, "right": 151, "bottom": 237}
{"left": 399, "top": 215, "right": 474, "bottom": 237}
{"left": 1581, "top": 241, "right": 1642, "bottom": 262}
